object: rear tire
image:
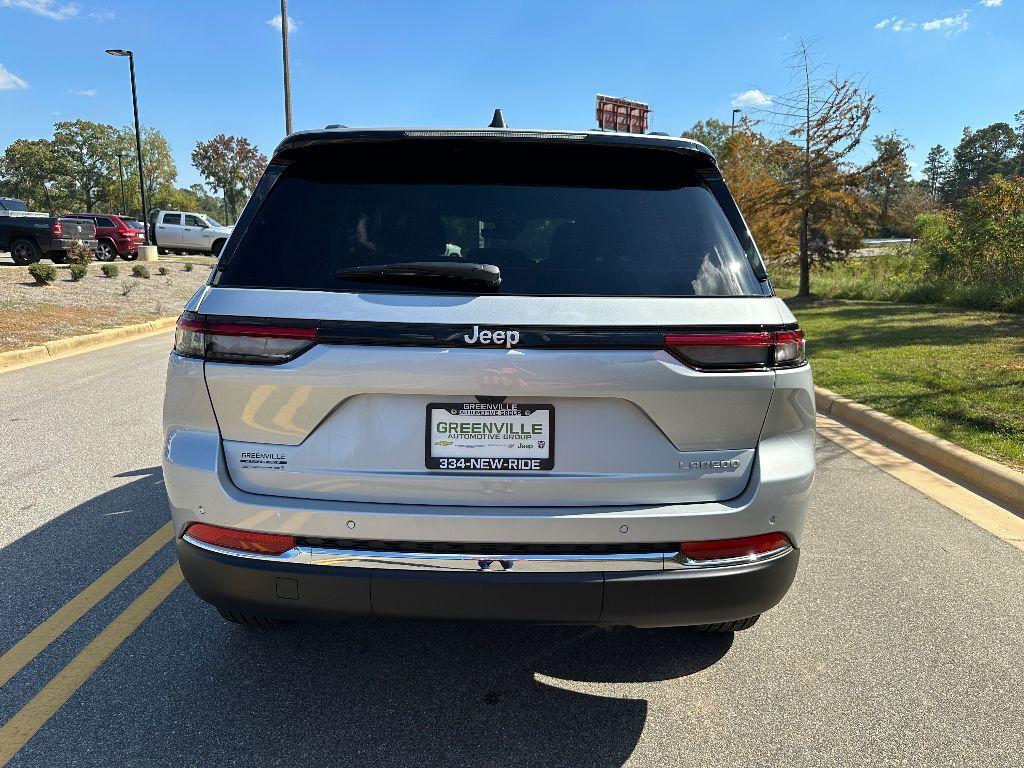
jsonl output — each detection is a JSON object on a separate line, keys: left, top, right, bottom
{"left": 157, "top": 247, "right": 170, "bottom": 256}
{"left": 216, "top": 607, "right": 283, "bottom": 628}
{"left": 692, "top": 615, "right": 760, "bottom": 633}
{"left": 50, "top": 253, "right": 67, "bottom": 264}
{"left": 10, "top": 238, "right": 40, "bottom": 265}
{"left": 96, "top": 240, "right": 117, "bottom": 261}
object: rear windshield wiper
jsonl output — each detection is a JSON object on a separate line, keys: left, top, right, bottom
{"left": 337, "top": 261, "right": 501, "bottom": 288}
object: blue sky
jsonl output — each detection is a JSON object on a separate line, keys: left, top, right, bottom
{"left": 1, "top": 0, "right": 1021, "bottom": 188}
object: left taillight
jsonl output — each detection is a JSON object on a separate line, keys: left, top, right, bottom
{"left": 665, "top": 328, "right": 806, "bottom": 371}
{"left": 50, "top": 220, "right": 63, "bottom": 237}
{"left": 174, "top": 314, "right": 317, "bottom": 364}
{"left": 184, "top": 522, "right": 296, "bottom": 556}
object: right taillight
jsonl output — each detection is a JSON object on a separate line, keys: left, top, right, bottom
{"left": 175, "top": 315, "right": 317, "bottom": 364}
{"left": 50, "top": 220, "right": 63, "bottom": 237}
{"left": 665, "top": 328, "right": 806, "bottom": 371}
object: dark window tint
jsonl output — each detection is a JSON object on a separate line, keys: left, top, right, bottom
{"left": 96, "top": 217, "right": 115, "bottom": 228}
{"left": 123, "top": 219, "right": 144, "bottom": 230}
{"left": 184, "top": 214, "right": 206, "bottom": 227}
{"left": 162, "top": 213, "right": 182, "bottom": 225}
{"left": 219, "top": 142, "right": 761, "bottom": 297}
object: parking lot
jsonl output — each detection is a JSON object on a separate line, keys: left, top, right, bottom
{"left": 0, "top": 333, "right": 1022, "bottom": 767}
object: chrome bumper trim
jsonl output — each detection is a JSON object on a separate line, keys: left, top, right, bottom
{"left": 182, "top": 535, "right": 794, "bottom": 573}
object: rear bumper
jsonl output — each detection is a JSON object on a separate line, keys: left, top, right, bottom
{"left": 50, "top": 238, "right": 97, "bottom": 251}
{"left": 176, "top": 537, "right": 799, "bottom": 628}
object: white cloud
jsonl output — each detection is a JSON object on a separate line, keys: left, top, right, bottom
{"left": 87, "top": 8, "right": 114, "bottom": 20}
{"left": 731, "top": 89, "right": 772, "bottom": 109}
{"left": 875, "top": 16, "right": 916, "bottom": 31}
{"left": 0, "top": 62, "right": 29, "bottom": 89}
{"left": 922, "top": 11, "right": 970, "bottom": 34}
{"left": 0, "top": 0, "right": 79, "bottom": 20}
{"left": 266, "top": 13, "right": 298, "bottom": 33}
{"left": 69, "top": 87, "right": 96, "bottom": 96}
{"left": 979, "top": 0, "right": 1002, "bottom": 7}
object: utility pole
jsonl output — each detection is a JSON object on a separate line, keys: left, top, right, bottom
{"left": 731, "top": 108, "right": 742, "bottom": 134}
{"left": 280, "top": 0, "right": 293, "bottom": 135}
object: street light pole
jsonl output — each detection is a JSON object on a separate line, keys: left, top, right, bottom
{"left": 280, "top": 0, "right": 293, "bottom": 135}
{"left": 116, "top": 154, "right": 128, "bottom": 216}
{"left": 106, "top": 49, "right": 149, "bottom": 244}
{"left": 731, "top": 108, "right": 742, "bottom": 134}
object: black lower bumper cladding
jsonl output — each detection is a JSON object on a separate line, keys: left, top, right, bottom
{"left": 176, "top": 539, "right": 799, "bottom": 629}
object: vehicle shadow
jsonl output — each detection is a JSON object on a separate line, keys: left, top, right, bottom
{"left": 2, "top": 467, "right": 734, "bottom": 768}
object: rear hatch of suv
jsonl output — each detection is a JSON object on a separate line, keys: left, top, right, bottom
{"left": 188, "top": 132, "right": 797, "bottom": 507}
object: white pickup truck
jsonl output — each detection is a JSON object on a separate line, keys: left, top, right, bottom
{"left": 150, "top": 210, "right": 233, "bottom": 256}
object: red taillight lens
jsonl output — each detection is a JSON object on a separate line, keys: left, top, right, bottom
{"left": 679, "top": 533, "right": 791, "bottom": 562}
{"left": 51, "top": 220, "right": 63, "bottom": 237}
{"left": 665, "top": 328, "right": 806, "bottom": 371}
{"left": 185, "top": 522, "right": 296, "bottom": 556}
{"left": 174, "top": 315, "right": 317, "bottom": 364}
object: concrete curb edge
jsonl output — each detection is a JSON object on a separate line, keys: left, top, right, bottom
{"left": 815, "top": 385, "right": 1023, "bottom": 514}
{"left": 0, "top": 316, "right": 177, "bottom": 373}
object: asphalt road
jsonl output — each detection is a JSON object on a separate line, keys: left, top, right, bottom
{"left": 1, "top": 333, "right": 1022, "bottom": 768}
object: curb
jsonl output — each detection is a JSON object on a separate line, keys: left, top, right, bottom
{"left": 815, "top": 385, "right": 1024, "bottom": 514}
{"left": 0, "top": 317, "right": 177, "bottom": 373}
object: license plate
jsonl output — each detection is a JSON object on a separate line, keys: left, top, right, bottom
{"left": 426, "top": 402, "right": 554, "bottom": 471}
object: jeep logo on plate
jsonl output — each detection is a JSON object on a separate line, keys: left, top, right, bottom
{"left": 463, "top": 325, "right": 520, "bottom": 349}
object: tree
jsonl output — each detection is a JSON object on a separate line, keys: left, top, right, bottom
{"left": 191, "top": 135, "right": 267, "bottom": 222}
{"left": 888, "top": 184, "right": 939, "bottom": 238}
{"left": 51, "top": 119, "right": 120, "bottom": 212}
{"left": 0, "top": 139, "right": 62, "bottom": 212}
{"left": 682, "top": 118, "right": 732, "bottom": 159}
{"left": 946, "top": 122, "right": 1018, "bottom": 202}
{"left": 759, "top": 40, "right": 875, "bottom": 295}
{"left": 922, "top": 145, "right": 951, "bottom": 199}
{"left": 865, "top": 132, "right": 912, "bottom": 237}
{"left": 187, "top": 183, "right": 228, "bottom": 221}
{"left": 114, "top": 125, "right": 179, "bottom": 218}
{"left": 714, "top": 117, "right": 801, "bottom": 258}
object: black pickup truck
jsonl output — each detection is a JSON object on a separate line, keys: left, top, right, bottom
{"left": 0, "top": 199, "right": 98, "bottom": 264}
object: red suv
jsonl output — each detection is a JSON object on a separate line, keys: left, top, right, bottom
{"left": 70, "top": 213, "right": 145, "bottom": 261}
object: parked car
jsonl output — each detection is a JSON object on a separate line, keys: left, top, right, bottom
{"left": 149, "top": 210, "right": 232, "bottom": 256}
{"left": 164, "top": 126, "right": 814, "bottom": 631}
{"left": 69, "top": 213, "right": 145, "bottom": 261}
{"left": 0, "top": 200, "right": 98, "bottom": 264}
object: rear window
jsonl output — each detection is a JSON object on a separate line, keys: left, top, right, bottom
{"left": 217, "top": 142, "right": 762, "bottom": 297}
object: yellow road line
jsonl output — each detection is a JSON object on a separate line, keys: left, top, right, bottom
{"left": 0, "top": 523, "right": 173, "bottom": 688}
{"left": 817, "top": 415, "right": 1024, "bottom": 552}
{"left": 0, "top": 563, "right": 184, "bottom": 766}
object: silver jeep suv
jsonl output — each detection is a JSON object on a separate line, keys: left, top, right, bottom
{"left": 163, "top": 127, "right": 814, "bottom": 630}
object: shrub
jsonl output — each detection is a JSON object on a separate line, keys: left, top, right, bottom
{"left": 119, "top": 279, "right": 136, "bottom": 296}
{"left": 64, "top": 240, "right": 93, "bottom": 266}
{"left": 158, "top": 266, "right": 169, "bottom": 276}
{"left": 183, "top": 262, "right": 194, "bottom": 272}
{"left": 101, "top": 263, "right": 119, "bottom": 278}
{"left": 69, "top": 263, "right": 88, "bottom": 281}
{"left": 28, "top": 263, "right": 57, "bottom": 284}
{"left": 132, "top": 264, "right": 150, "bottom": 279}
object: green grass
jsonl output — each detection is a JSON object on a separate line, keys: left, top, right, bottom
{"left": 786, "top": 296, "right": 1024, "bottom": 471}
{"left": 770, "top": 247, "right": 1024, "bottom": 313}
